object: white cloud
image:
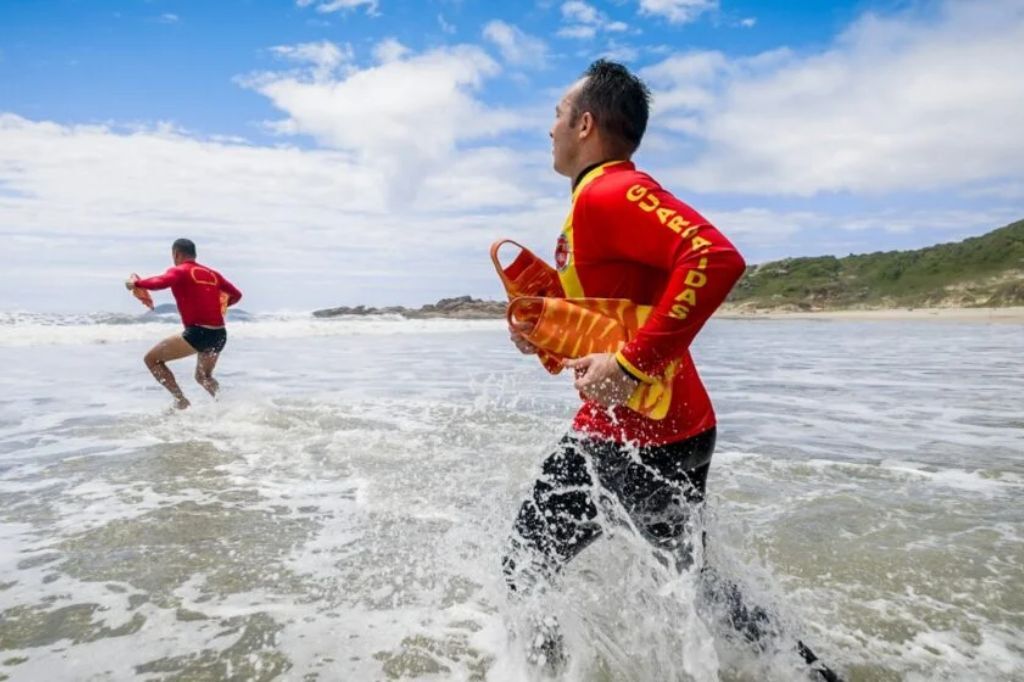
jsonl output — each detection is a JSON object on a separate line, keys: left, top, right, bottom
{"left": 599, "top": 41, "right": 640, "bottom": 63}
{"left": 438, "top": 13, "right": 456, "bottom": 35}
{"left": 557, "top": 25, "right": 596, "bottom": 39}
{"left": 0, "top": 114, "right": 565, "bottom": 312}
{"left": 269, "top": 40, "right": 354, "bottom": 80}
{"left": 642, "top": 0, "right": 1024, "bottom": 196}
{"left": 157, "top": 13, "right": 179, "bottom": 24}
{"left": 641, "top": 50, "right": 730, "bottom": 116}
{"left": 242, "top": 42, "right": 529, "bottom": 202}
{"left": 706, "top": 207, "right": 809, "bottom": 240}
{"left": 0, "top": 42, "right": 565, "bottom": 311}
{"left": 558, "top": 1, "right": 630, "bottom": 39}
{"left": 563, "top": 1, "right": 599, "bottom": 24}
{"left": 962, "top": 181, "right": 1024, "bottom": 201}
{"left": 297, "top": 0, "right": 378, "bottom": 16}
{"left": 828, "top": 209, "right": 1024, "bottom": 235}
{"left": 643, "top": 50, "right": 728, "bottom": 84}
{"left": 638, "top": 0, "right": 718, "bottom": 25}
{"left": 739, "top": 17, "right": 756, "bottom": 28}
{"left": 371, "top": 37, "right": 409, "bottom": 63}
{"left": 701, "top": 206, "right": 1024, "bottom": 262}
{"left": 483, "top": 20, "right": 549, "bottom": 68}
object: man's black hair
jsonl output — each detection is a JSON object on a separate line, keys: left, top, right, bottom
{"left": 172, "top": 238, "right": 196, "bottom": 258}
{"left": 571, "top": 59, "right": 651, "bottom": 155}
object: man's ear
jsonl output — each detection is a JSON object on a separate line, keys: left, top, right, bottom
{"left": 577, "top": 111, "right": 594, "bottom": 139}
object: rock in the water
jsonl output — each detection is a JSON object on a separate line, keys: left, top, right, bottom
{"left": 313, "top": 296, "right": 506, "bottom": 320}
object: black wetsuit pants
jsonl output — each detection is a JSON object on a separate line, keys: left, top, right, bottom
{"left": 501, "top": 427, "right": 844, "bottom": 682}
{"left": 503, "top": 428, "right": 715, "bottom": 592}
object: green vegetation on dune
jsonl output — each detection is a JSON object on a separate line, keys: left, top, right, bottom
{"left": 728, "top": 219, "right": 1024, "bottom": 310}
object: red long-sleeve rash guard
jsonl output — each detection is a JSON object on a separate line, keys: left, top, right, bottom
{"left": 135, "top": 261, "right": 242, "bottom": 328}
{"left": 558, "top": 161, "right": 746, "bottom": 445}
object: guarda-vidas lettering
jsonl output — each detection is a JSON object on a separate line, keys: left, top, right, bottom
{"left": 626, "top": 183, "right": 714, "bottom": 320}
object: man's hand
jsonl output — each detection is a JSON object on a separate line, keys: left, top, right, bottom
{"left": 509, "top": 321, "right": 538, "bottom": 355}
{"left": 125, "top": 274, "right": 139, "bottom": 291}
{"left": 565, "top": 352, "right": 640, "bottom": 407}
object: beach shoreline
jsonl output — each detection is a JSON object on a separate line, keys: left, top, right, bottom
{"left": 719, "top": 306, "right": 1024, "bottom": 323}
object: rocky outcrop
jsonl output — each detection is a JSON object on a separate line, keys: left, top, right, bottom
{"left": 313, "top": 296, "right": 506, "bottom": 320}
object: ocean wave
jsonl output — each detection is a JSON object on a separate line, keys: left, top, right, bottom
{"left": 0, "top": 312, "right": 506, "bottom": 347}
{"left": 0, "top": 310, "right": 176, "bottom": 327}
{"left": 0, "top": 307, "right": 262, "bottom": 327}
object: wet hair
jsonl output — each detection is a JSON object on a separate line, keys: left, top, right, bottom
{"left": 570, "top": 59, "right": 651, "bottom": 156}
{"left": 172, "top": 238, "right": 196, "bottom": 258}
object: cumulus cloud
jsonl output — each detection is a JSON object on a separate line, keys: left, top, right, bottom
{"left": 0, "top": 114, "right": 564, "bottom": 311}
{"left": 563, "top": 1, "right": 599, "bottom": 25}
{"left": 702, "top": 206, "right": 1024, "bottom": 262}
{"left": 641, "top": 50, "right": 731, "bottom": 114}
{"left": 371, "top": 37, "right": 409, "bottom": 63}
{"left": 242, "top": 41, "right": 528, "bottom": 202}
{"left": 558, "top": 1, "right": 629, "bottom": 39}
{"left": 642, "top": 0, "right": 1024, "bottom": 195}
{"left": 482, "top": 20, "right": 549, "bottom": 68}
{"left": 269, "top": 40, "right": 355, "bottom": 80}
{"left": 599, "top": 41, "right": 640, "bottom": 63}
{"left": 558, "top": 25, "right": 597, "bottom": 39}
{"left": 0, "top": 37, "right": 571, "bottom": 311}
{"left": 297, "top": 0, "right": 378, "bottom": 16}
{"left": 5, "top": 1, "right": 1020, "bottom": 313}
{"left": 638, "top": 0, "right": 718, "bottom": 25}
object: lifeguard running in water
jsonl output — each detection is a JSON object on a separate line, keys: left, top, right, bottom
{"left": 501, "top": 60, "right": 842, "bottom": 680}
{"left": 126, "top": 238, "right": 242, "bottom": 409}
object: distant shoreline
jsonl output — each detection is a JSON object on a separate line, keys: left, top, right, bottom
{"left": 718, "top": 306, "right": 1024, "bottom": 323}
{"left": 311, "top": 297, "right": 1024, "bottom": 324}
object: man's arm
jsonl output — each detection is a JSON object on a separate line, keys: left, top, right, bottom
{"left": 585, "top": 177, "right": 746, "bottom": 382}
{"left": 134, "top": 267, "right": 182, "bottom": 291}
{"left": 219, "top": 276, "right": 243, "bottom": 306}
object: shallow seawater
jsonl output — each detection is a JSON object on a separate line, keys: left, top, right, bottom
{"left": 0, "top": 316, "right": 1021, "bottom": 681}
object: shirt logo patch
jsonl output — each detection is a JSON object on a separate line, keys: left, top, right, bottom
{"left": 190, "top": 267, "right": 218, "bottom": 286}
{"left": 555, "top": 234, "right": 571, "bottom": 272}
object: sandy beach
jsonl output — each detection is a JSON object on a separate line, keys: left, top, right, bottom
{"left": 720, "top": 306, "right": 1024, "bottom": 323}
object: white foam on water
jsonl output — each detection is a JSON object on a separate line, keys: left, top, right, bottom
{"left": 1, "top": 319, "right": 1021, "bottom": 680}
{"left": 716, "top": 449, "right": 1024, "bottom": 498}
{"left": 0, "top": 311, "right": 506, "bottom": 347}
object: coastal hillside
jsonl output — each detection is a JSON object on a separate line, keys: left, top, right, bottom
{"left": 728, "top": 218, "right": 1024, "bottom": 310}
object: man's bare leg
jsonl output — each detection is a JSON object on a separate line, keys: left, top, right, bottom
{"left": 144, "top": 334, "right": 197, "bottom": 409}
{"left": 195, "top": 351, "right": 221, "bottom": 397}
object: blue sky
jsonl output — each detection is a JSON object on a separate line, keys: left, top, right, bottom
{"left": 1, "top": 0, "right": 1022, "bottom": 311}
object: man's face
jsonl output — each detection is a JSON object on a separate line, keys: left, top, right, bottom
{"left": 172, "top": 249, "right": 183, "bottom": 265}
{"left": 550, "top": 84, "right": 583, "bottom": 177}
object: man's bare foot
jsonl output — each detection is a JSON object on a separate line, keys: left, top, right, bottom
{"left": 174, "top": 397, "right": 191, "bottom": 410}
{"left": 200, "top": 378, "right": 219, "bottom": 398}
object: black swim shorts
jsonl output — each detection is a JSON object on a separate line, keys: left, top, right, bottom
{"left": 182, "top": 326, "right": 227, "bottom": 354}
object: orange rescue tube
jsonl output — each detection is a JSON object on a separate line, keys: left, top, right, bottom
{"left": 491, "top": 240, "right": 677, "bottom": 419}
{"left": 491, "top": 239, "right": 564, "bottom": 300}
{"left": 492, "top": 240, "right": 565, "bottom": 373}
{"left": 131, "top": 274, "right": 154, "bottom": 310}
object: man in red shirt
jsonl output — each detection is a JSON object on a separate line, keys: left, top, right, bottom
{"left": 503, "top": 61, "right": 841, "bottom": 681}
{"left": 126, "top": 238, "right": 242, "bottom": 409}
